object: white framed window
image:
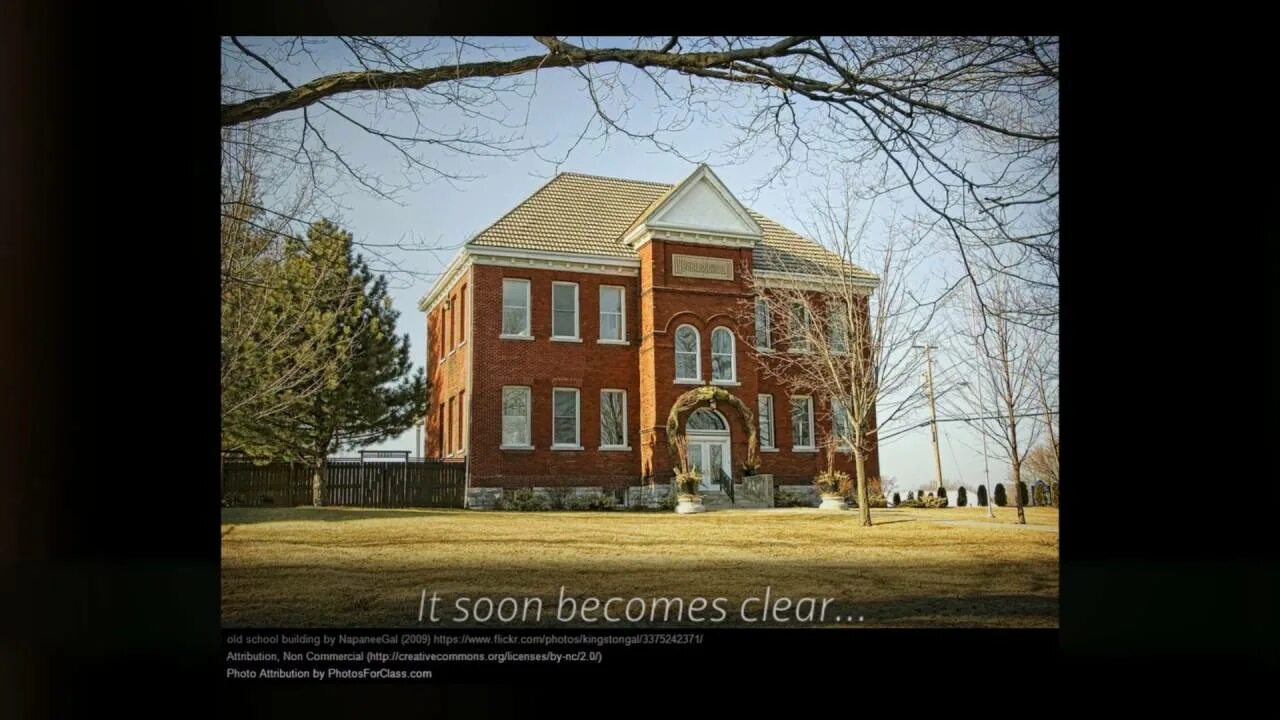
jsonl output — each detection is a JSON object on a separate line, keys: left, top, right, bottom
{"left": 758, "top": 394, "right": 775, "bottom": 449}
{"left": 790, "top": 395, "right": 815, "bottom": 450}
{"left": 551, "top": 282, "right": 580, "bottom": 340}
{"left": 755, "top": 298, "right": 771, "bottom": 350}
{"left": 500, "top": 386, "right": 532, "bottom": 448}
{"left": 789, "top": 303, "right": 810, "bottom": 352}
{"left": 711, "top": 327, "right": 736, "bottom": 383}
{"left": 552, "top": 387, "right": 581, "bottom": 448}
{"left": 501, "top": 279, "right": 531, "bottom": 338}
{"left": 599, "top": 389, "right": 628, "bottom": 449}
{"left": 831, "top": 397, "right": 852, "bottom": 449}
{"left": 827, "top": 299, "right": 848, "bottom": 353}
{"left": 598, "top": 285, "right": 625, "bottom": 343}
{"left": 674, "top": 325, "right": 701, "bottom": 382}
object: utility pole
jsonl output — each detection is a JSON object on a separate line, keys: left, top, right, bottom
{"left": 913, "top": 344, "right": 945, "bottom": 492}
{"left": 415, "top": 421, "right": 423, "bottom": 460}
{"left": 983, "top": 432, "right": 994, "bottom": 518}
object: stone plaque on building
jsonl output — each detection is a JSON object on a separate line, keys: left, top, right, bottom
{"left": 672, "top": 254, "right": 734, "bottom": 281}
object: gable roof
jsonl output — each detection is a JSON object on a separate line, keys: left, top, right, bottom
{"left": 463, "top": 169, "right": 878, "bottom": 278}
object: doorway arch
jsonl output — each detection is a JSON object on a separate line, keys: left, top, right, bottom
{"left": 665, "top": 385, "right": 760, "bottom": 477}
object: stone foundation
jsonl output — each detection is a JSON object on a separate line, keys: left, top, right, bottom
{"left": 776, "top": 485, "right": 820, "bottom": 507}
{"left": 466, "top": 487, "right": 504, "bottom": 510}
{"left": 625, "top": 483, "right": 674, "bottom": 509}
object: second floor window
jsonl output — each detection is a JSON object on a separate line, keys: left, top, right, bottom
{"left": 552, "top": 282, "right": 579, "bottom": 339}
{"left": 755, "top": 298, "right": 771, "bottom": 349}
{"left": 502, "top": 279, "right": 530, "bottom": 337}
{"left": 599, "top": 286, "right": 624, "bottom": 342}
{"left": 711, "top": 327, "right": 735, "bottom": 382}
{"left": 674, "top": 325, "right": 701, "bottom": 382}
{"left": 789, "top": 303, "right": 810, "bottom": 352}
{"left": 827, "top": 299, "right": 847, "bottom": 353}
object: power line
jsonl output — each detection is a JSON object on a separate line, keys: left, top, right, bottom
{"left": 875, "top": 409, "right": 1059, "bottom": 442}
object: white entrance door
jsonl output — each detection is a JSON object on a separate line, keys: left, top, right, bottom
{"left": 687, "top": 437, "right": 731, "bottom": 492}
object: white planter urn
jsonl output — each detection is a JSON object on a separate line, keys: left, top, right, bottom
{"left": 675, "top": 494, "right": 707, "bottom": 514}
{"left": 819, "top": 494, "right": 849, "bottom": 511}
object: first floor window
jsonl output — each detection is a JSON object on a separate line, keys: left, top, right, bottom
{"left": 758, "top": 394, "right": 775, "bottom": 449}
{"left": 791, "top": 396, "right": 814, "bottom": 449}
{"left": 600, "top": 390, "right": 627, "bottom": 447}
{"left": 501, "top": 387, "right": 531, "bottom": 447}
{"left": 553, "top": 388, "right": 580, "bottom": 447}
{"left": 502, "top": 279, "right": 530, "bottom": 336}
{"left": 831, "top": 397, "right": 851, "bottom": 447}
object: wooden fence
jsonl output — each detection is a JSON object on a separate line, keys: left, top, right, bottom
{"left": 221, "top": 458, "right": 467, "bottom": 508}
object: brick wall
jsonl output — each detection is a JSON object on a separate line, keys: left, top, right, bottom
{"left": 430, "top": 243, "right": 881, "bottom": 492}
{"left": 425, "top": 269, "right": 472, "bottom": 459}
{"left": 468, "top": 263, "right": 641, "bottom": 488}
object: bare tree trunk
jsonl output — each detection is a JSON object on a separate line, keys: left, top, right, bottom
{"left": 854, "top": 449, "right": 871, "bottom": 527}
{"left": 1011, "top": 460, "right": 1026, "bottom": 524}
{"left": 312, "top": 459, "right": 326, "bottom": 507}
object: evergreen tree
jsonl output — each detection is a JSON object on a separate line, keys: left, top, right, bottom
{"left": 977, "top": 485, "right": 988, "bottom": 506}
{"left": 892, "top": 492, "right": 901, "bottom": 506}
{"left": 1017, "top": 481, "right": 1030, "bottom": 506}
{"left": 994, "top": 483, "right": 1007, "bottom": 506}
{"left": 956, "top": 486, "right": 967, "bottom": 507}
{"left": 227, "top": 219, "right": 425, "bottom": 503}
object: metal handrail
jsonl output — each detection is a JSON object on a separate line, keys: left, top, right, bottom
{"left": 717, "top": 467, "right": 735, "bottom": 504}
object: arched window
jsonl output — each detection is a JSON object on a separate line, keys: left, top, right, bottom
{"left": 687, "top": 408, "right": 727, "bottom": 431}
{"left": 711, "top": 327, "right": 736, "bottom": 382}
{"left": 674, "top": 325, "right": 701, "bottom": 381}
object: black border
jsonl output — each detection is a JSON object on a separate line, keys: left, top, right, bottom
{"left": 4, "top": 12, "right": 1277, "bottom": 713}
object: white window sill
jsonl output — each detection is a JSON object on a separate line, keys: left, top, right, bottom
{"left": 760, "top": 447, "right": 779, "bottom": 453}
{"left": 500, "top": 334, "right": 534, "bottom": 341}
{"left": 674, "top": 379, "right": 703, "bottom": 385}
{"left": 756, "top": 347, "right": 773, "bottom": 353}
{"left": 597, "top": 339, "right": 630, "bottom": 345}
{"left": 551, "top": 445, "right": 584, "bottom": 451}
{"left": 499, "top": 445, "right": 534, "bottom": 451}
{"left": 711, "top": 380, "right": 740, "bottom": 386}
{"left": 598, "top": 446, "right": 632, "bottom": 452}
{"left": 792, "top": 447, "right": 818, "bottom": 453}
{"left": 550, "top": 336, "right": 582, "bottom": 343}
{"left": 787, "top": 349, "right": 810, "bottom": 354}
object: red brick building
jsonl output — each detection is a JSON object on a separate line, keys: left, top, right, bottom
{"left": 419, "top": 165, "right": 880, "bottom": 508}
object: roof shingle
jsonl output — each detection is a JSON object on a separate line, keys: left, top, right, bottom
{"left": 465, "top": 171, "right": 876, "bottom": 280}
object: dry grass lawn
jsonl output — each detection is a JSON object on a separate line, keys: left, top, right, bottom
{"left": 221, "top": 506, "right": 1057, "bottom": 628}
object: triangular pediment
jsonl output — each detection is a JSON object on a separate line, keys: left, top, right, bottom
{"left": 641, "top": 165, "right": 764, "bottom": 241}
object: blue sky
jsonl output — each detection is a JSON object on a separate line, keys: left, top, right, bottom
{"left": 225, "top": 37, "right": 1037, "bottom": 494}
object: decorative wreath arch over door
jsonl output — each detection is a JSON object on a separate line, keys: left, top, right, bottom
{"left": 666, "top": 386, "right": 760, "bottom": 471}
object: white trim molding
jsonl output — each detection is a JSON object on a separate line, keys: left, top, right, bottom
{"left": 752, "top": 268, "right": 880, "bottom": 293}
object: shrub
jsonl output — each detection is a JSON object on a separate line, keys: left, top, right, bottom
{"left": 977, "top": 485, "right": 988, "bottom": 506}
{"left": 994, "top": 483, "right": 1007, "bottom": 506}
{"left": 1018, "top": 481, "right": 1030, "bottom": 506}
{"left": 543, "top": 486, "right": 573, "bottom": 510}
{"left": 568, "top": 493, "right": 617, "bottom": 511}
{"left": 892, "top": 492, "right": 901, "bottom": 506}
{"left": 937, "top": 487, "right": 947, "bottom": 504}
{"left": 221, "top": 492, "right": 247, "bottom": 507}
{"left": 813, "top": 470, "right": 851, "bottom": 496}
{"left": 867, "top": 493, "right": 888, "bottom": 508}
{"left": 896, "top": 498, "right": 922, "bottom": 508}
{"left": 1033, "top": 484, "right": 1050, "bottom": 506}
{"left": 499, "top": 487, "right": 549, "bottom": 511}
{"left": 956, "top": 487, "right": 968, "bottom": 507}
{"left": 906, "top": 491, "right": 915, "bottom": 502}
